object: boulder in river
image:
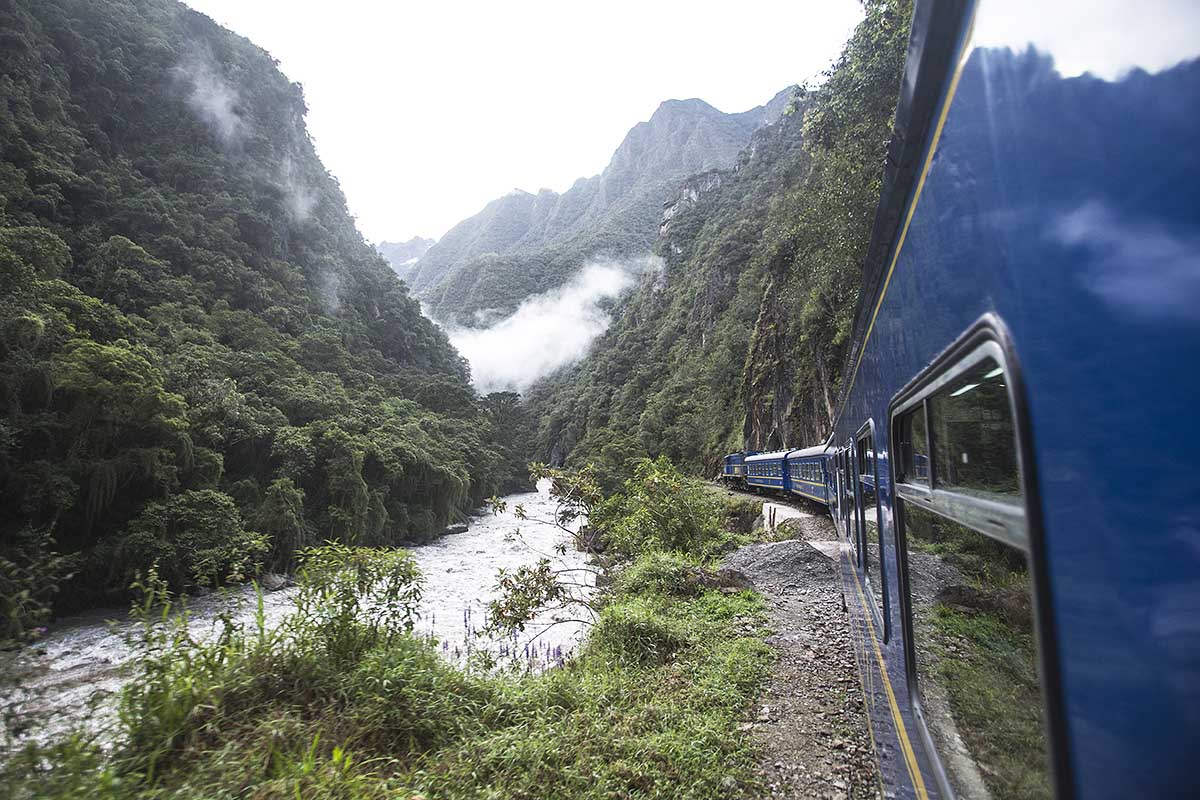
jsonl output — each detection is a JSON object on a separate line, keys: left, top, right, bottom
{"left": 444, "top": 523, "right": 470, "bottom": 535}
{"left": 260, "top": 573, "right": 290, "bottom": 592}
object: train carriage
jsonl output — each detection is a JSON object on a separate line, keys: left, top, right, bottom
{"left": 785, "top": 444, "right": 830, "bottom": 505}
{"left": 724, "top": 1, "right": 1200, "bottom": 797}
{"left": 743, "top": 450, "right": 790, "bottom": 493}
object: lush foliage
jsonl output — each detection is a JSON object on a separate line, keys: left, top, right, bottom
{"left": 592, "top": 457, "right": 730, "bottom": 558}
{"left": 0, "top": 0, "right": 527, "bottom": 629}
{"left": 2, "top": 472, "right": 772, "bottom": 800}
{"left": 530, "top": 0, "right": 913, "bottom": 474}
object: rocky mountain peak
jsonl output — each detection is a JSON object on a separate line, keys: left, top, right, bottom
{"left": 406, "top": 86, "right": 797, "bottom": 323}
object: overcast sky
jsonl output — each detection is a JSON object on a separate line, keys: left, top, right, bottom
{"left": 182, "top": 0, "right": 863, "bottom": 244}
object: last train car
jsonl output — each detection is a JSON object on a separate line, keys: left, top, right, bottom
{"left": 721, "top": 451, "right": 756, "bottom": 484}
{"left": 826, "top": 1, "right": 1200, "bottom": 799}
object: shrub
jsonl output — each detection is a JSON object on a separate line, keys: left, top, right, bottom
{"left": 110, "top": 490, "right": 267, "bottom": 591}
{"left": 0, "top": 526, "right": 70, "bottom": 643}
{"left": 615, "top": 551, "right": 699, "bottom": 597}
{"left": 592, "top": 457, "right": 727, "bottom": 557}
{"left": 722, "top": 494, "right": 763, "bottom": 535}
{"left": 347, "top": 637, "right": 495, "bottom": 752}
{"left": 590, "top": 600, "right": 693, "bottom": 666}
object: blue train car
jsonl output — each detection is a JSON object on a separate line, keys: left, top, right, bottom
{"left": 820, "top": 1, "right": 1200, "bottom": 798}
{"left": 744, "top": 450, "right": 790, "bottom": 493}
{"left": 785, "top": 444, "right": 830, "bottom": 505}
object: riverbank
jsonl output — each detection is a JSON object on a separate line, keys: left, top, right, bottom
{"left": 2, "top": 461, "right": 883, "bottom": 799}
{"left": 0, "top": 460, "right": 779, "bottom": 799}
{"left": 0, "top": 481, "right": 592, "bottom": 758}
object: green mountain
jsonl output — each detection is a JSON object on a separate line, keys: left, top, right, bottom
{"left": 0, "top": 0, "right": 521, "bottom": 621}
{"left": 408, "top": 90, "right": 794, "bottom": 325}
{"left": 528, "top": 0, "right": 912, "bottom": 487}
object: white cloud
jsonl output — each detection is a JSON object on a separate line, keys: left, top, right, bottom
{"left": 174, "top": 51, "right": 246, "bottom": 146}
{"left": 446, "top": 257, "right": 660, "bottom": 394}
{"left": 1052, "top": 201, "right": 1200, "bottom": 325}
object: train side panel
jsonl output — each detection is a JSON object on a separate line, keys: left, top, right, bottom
{"left": 829, "top": 2, "right": 1200, "bottom": 798}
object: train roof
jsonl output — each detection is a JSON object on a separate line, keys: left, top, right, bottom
{"left": 743, "top": 445, "right": 828, "bottom": 463}
{"left": 744, "top": 450, "right": 790, "bottom": 463}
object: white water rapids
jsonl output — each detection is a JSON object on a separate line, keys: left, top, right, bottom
{"left": 0, "top": 481, "right": 593, "bottom": 756}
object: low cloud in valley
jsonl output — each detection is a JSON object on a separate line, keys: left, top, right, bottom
{"left": 447, "top": 257, "right": 660, "bottom": 394}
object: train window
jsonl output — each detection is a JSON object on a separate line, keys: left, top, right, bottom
{"left": 892, "top": 331, "right": 1052, "bottom": 800}
{"left": 928, "top": 356, "right": 1020, "bottom": 502}
{"left": 858, "top": 429, "right": 886, "bottom": 627}
{"left": 903, "top": 503, "right": 1050, "bottom": 799}
{"left": 897, "top": 404, "right": 930, "bottom": 486}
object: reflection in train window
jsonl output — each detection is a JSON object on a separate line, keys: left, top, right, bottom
{"left": 928, "top": 357, "right": 1020, "bottom": 501}
{"left": 858, "top": 431, "right": 885, "bottom": 619}
{"left": 844, "top": 449, "right": 855, "bottom": 545}
{"left": 902, "top": 503, "right": 1050, "bottom": 799}
{"left": 898, "top": 404, "right": 930, "bottom": 485}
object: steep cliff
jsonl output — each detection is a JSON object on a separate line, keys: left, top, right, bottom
{"left": 528, "top": 0, "right": 912, "bottom": 484}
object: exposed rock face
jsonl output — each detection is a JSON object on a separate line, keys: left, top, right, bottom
{"left": 408, "top": 88, "right": 797, "bottom": 324}
{"left": 742, "top": 273, "right": 796, "bottom": 453}
{"left": 376, "top": 237, "right": 435, "bottom": 279}
{"left": 659, "top": 170, "right": 725, "bottom": 238}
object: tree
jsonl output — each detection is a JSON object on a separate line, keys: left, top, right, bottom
{"left": 111, "top": 489, "right": 267, "bottom": 590}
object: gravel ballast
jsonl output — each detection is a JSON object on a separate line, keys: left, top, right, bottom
{"left": 724, "top": 518, "right": 881, "bottom": 800}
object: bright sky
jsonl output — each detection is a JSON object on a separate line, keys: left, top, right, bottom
{"left": 182, "top": 0, "right": 864, "bottom": 244}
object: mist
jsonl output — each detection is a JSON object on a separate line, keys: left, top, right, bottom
{"left": 447, "top": 257, "right": 661, "bottom": 394}
{"left": 175, "top": 53, "right": 318, "bottom": 226}
{"left": 174, "top": 51, "right": 246, "bottom": 147}
{"left": 279, "top": 155, "right": 317, "bottom": 222}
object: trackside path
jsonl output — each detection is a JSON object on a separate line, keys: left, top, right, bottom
{"left": 722, "top": 508, "right": 881, "bottom": 799}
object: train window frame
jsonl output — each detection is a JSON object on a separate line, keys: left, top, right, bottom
{"left": 842, "top": 441, "right": 855, "bottom": 542}
{"left": 856, "top": 419, "right": 889, "bottom": 638}
{"left": 887, "top": 314, "right": 1070, "bottom": 800}
{"left": 892, "top": 340, "right": 1025, "bottom": 548}
{"left": 846, "top": 440, "right": 860, "bottom": 558}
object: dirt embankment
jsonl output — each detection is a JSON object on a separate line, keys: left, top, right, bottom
{"left": 724, "top": 526, "right": 880, "bottom": 799}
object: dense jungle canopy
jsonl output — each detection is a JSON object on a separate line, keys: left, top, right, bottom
{"left": 0, "top": 0, "right": 530, "bottom": 625}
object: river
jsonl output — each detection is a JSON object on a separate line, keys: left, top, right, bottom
{"left": 0, "top": 480, "right": 593, "bottom": 757}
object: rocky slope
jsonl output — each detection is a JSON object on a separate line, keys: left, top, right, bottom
{"left": 376, "top": 236, "right": 435, "bottom": 279}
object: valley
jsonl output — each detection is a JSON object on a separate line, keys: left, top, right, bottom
{"left": 0, "top": 0, "right": 914, "bottom": 797}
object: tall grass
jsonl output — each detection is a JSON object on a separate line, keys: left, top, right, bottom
{"left": 2, "top": 472, "right": 773, "bottom": 799}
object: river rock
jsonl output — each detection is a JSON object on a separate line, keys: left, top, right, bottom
{"left": 575, "top": 524, "right": 607, "bottom": 554}
{"left": 260, "top": 572, "right": 290, "bottom": 592}
{"left": 444, "top": 523, "right": 470, "bottom": 535}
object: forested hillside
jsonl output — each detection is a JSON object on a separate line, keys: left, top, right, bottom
{"left": 0, "top": 0, "right": 522, "bottom": 630}
{"left": 530, "top": 0, "right": 912, "bottom": 484}
{"left": 409, "top": 91, "right": 793, "bottom": 324}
